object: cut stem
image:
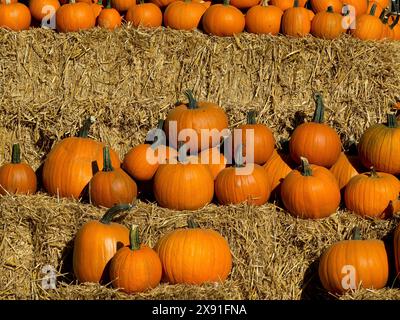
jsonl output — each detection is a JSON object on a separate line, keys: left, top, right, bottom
{"left": 11, "top": 143, "right": 21, "bottom": 164}
{"left": 369, "top": 166, "right": 379, "bottom": 178}
{"left": 102, "top": 146, "right": 114, "bottom": 172}
{"left": 188, "top": 217, "right": 199, "bottom": 228}
{"left": 387, "top": 113, "right": 398, "bottom": 128}
{"left": 300, "top": 157, "right": 312, "bottom": 176}
{"left": 129, "top": 225, "right": 141, "bottom": 251}
{"left": 185, "top": 90, "right": 198, "bottom": 110}
{"left": 78, "top": 116, "right": 96, "bottom": 138}
{"left": 327, "top": 6, "right": 334, "bottom": 13}
{"left": 351, "top": 227, "right": 361, "bottom": 240}
{"left": 312, "top": 92, "right": 325, "bottom": 123}
{"left": 246, "top": 110, "right": 257, "bottom": 125}
{"left": 100, "top": 203, "right": 132, "bottom": 224}
{"left": 106, "top": 0, "right": 111, "bottom": 8}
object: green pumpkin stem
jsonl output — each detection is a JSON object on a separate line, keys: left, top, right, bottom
{"left": 129, "top": 225, "right": 141, "bottom": 251}
{"left": 185, "top": 90, "right": 198, "bottom": 110}
{"left": 223, "top": 0, "right": 230, "bottom": 5}
{"left": 98, "top": 0, "right": 103, "bottom": 5}
{"left": 312, "top": 92, "right": 325, "bottom": 123}
{"left": 11, "top": 143, "right": 21, "bottom": 164}
{"left": 102, "top": 146, "right": 114, "bottom": 172}
{"left": 78, "top": 116, "right": 96, "bottom": 138}
{"left": 188, "top": 217, "right": 199, "bottom": 229}
{"left": 369, "top": 3, "right": 377, "bottom": 16}
{"left": 293, "top": 0, "right": 299, "bottom": 7}
{"left": 100, "top": 204, "right": 132, "bottom": 224}
{"left": 300, "top": 157, "right": 312, "bottom": 176}
{"left": 247, "top": 110, "right": 257, "bottom": 125}
{"left": 351, "top": 227, "right": 361, "bottom": 240}
{"left": 387, "top": 113, "right": 398, "bottom": 128}
{"left": 327, "top": 6, "right": 334, "bottom": 13}
{"left": 178, "top": 141, "right": 188, "bottom": 163}
{"left": 370, "top": 166, "right": 379, "bottom": 178}
{"left": 106, "top": 0, "right": 111, "bottom": 8}
{"left": 234, "top": 144, "right": 245, "bottom": 168}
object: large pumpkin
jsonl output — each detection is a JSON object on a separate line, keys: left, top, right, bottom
{"left": 73, "top": 204, "right": 131, "bottom": 283}
{"left": 358, "top": 114, "right": 400, "bottom": 175}
{"left": 163, "top": 0, "right": 207, "bottom": 30}
{"left": 281, "top": 0, "right": 311, "bottom": 37}
{"left": 155, "top": 219, "right": 232, "bottom": 284}
{"left": 281, "top": 157, "right": 341, "bottom": 219}
{"left": 310, "top": 0, "right": 343, "bottom": 13}
{"left": 125, "top": 1, "right": 162, "bottom": 27}
{"left": 42, "top": 117, "right": 121, "bottom": 200}
{"left": 319, "top": 228, "right": 389, "bottom": 294}
{"left": 311, "top": 6, "right": 346, "bottom": 39}
{"left": 343, "top": 0, "right": 368, "bottom": 16}
{"left": 0, "top": 0, "right": 31, "bottom": 30}
{"left": 245, "top": 3, "right": 283, "bottom": 35}
{"left": 56, "top": 0, "right": 96, "bottom": 32}
{"left": 29, "top": 0, "right": 60, "bottom": 21}
{"left": 262, "top": 149, "right": 292, "bottom": 197}
{"left": 350, "top": 3, "right": 383, "bottom": 39}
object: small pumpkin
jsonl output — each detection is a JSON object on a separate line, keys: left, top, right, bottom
{"left": 97, "top": 0, "right": 121, "bottom": 29}
{"left": 262, "top": 149, "right": 292, "bottom": 196}
{"left": 319, "top": 228, "right": 389, "bottom": 294}
{"left": 358, "top": 113, "right": 400, "bottom": 175}
{"left": 245, "top": 2, "right": 283, "bottom": 35}
{"left": 269, "top": 0, "right": 307, "bottom": 11}
{"left": 109, "top": 225, "right": 162, "bottom": 293}
{"left": 111, "top": 0, "right": 135, "bottom": 11}
{"left": 350, "top": 3, "right": 383, "bottom": 39}
{"left": 155, "top": 218, "right": 232, "bottom": 284}
{"left": 344, "top": 167, "right": 400, "bottom": 219}
{"left": 281, "top": 0, "right": 311, "bottom": 37}
{"left": 163, "top": 0, "right": 207, "bottom": 31}
{"left": 198, "top": 145, "right": 227, "bottom": 180}
{"left": 281, "top": 157, "right": 341, "bottom": 219}
{"left": 73, "top": 204, "right": 131, "bottom": 283}
{"left": 0, "top": 0, "right": 31, "bottom": 30}
{"left": 289, "top": 93, "right": 341, "bottom": 167}
{"left": 311, "top": 6, "right": 346, "bottom": 39}
{"left": 56, "top": 0, "right": 96, "bottom": 32}
{"left": 29, "top": 0, "right": 60, "bottom": 21}
{"left": 202, "top": 0, "right": 245, "bottom": 36}
{"left": 0, "top": 143, "right": 37, "bottom": 195}
{"left": 310, "top": 0, "right": 343, "bottom": 13}
{"left": 125, "top": 0, "right": 162, "bottom": 27}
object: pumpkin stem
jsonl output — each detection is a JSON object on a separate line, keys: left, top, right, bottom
{"left": 387, "top": 113, "right": 398, "bottom": 128}
{"left": 369, "top": 166, "right": 379, "bottom": 178}
{"left": 129, "top": 225, "right": 141, "bottom": 251}
{"left": 369, "top": 3, "right": 377, "bottom": 16}
{"left": 100, "top": 203, "right": 133, "bottom": 225}
{"left": 327, "top": 5, "right": 334, "bottom": 13}
{"left": 11, "top": 143, "right": 21, "bottom": 164}
{"left": 98, "top": 0, "right": 103, "bottom": 5}
{"left": 293, "top": 0, "right": 299, "bottom": 7}
{"left": 102, "top": 146, "right": 114, "bottom": 172}
{"left": 70, "top": 0, "right": 76, "bottom": 4}
{"left": 312, "top": 92, "right": 325, "bottom": 123}
{"left": 177, "top": 141, "right": 188, "bottom": 163}
{"left": 351, "top": 227, "right": 361, "bottom": 240}
{"left": 187, "top": 217, "right": 199, "bottom": 228}
{"left": 234, "top": 144, "right": 245, "bottom": 168}
{"left": 106, "top": 0, "right": 111, "bottom": 8}
{"left": 223, "top": 0, "right": 230, "bottom": 5}
{"left": 184, "top": 90, "right": 198, "bottom": 110}
{"left": 246, "top": 110, "right": 257, "bottom": 125}
{"left": 78, "top": 116, "right": 96, "bottom": 138}
{"left": 300, "top": 157, "right": 312, "bottom": 176}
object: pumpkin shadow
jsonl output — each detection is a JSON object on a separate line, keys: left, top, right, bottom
{"left": 34, "top": 162, "right": 45, "bottom": 193}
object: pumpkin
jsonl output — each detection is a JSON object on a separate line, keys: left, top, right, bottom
{"left": 97, "top": 0, "right": 121, "bottom": 29}
{"left": 245, "top": 3, "right": 283, "bottom": 36}
{"left": 342, "top": 0, "right": 368, "bottom": 16}
{"left": 153, "top": 143, "right": 214, "bottom": 210}
{"left": 73, "top": 204, "right": 132, "bottom": 283}
{"left": 0, "top": 143, "right": 37, "bottom": 195}
{"left": 319, "top": 228, "right": 389, "bottom": 294}
{"left": 233, "top": 111, "right": 275, "bottom": 165}
{"left": 394, "top": 224, "right": 400, "bottom": 278}
{"left": 56, "top": 0, "right": 96, "bottom": 32}
{"left": 281, "top": 0, "right": 311, "bottom": 37}
{"left": 42, "top": 117, "right": 121, "bottom": 200}
{"left": 29, "top": 0, "right": 60, "bottom": 21}
{"left": 262, "top": 149, "right": 292, "bottom": 196}
{"left": 311, "top": 6, "right": 346, "bottom": 39}
{"left": 155, "top": 218, "right": 232, "bottom": 284}
{"left": 164, "top": 90, "right": 228, "bottom": 152}
{"left": 89, "top": 147, "right": 137, "bottom": 208}
{"left": 122, "top": 120, "right": 178, "bottom": 181}
{"left": 366, "top": 0, "right": 383, "bottom": 16}
{"left": 111, "top": 0, "right": 134, "bottom": 11}
{"left": 215, "top": 145, "right": 271, "bottom": 206}
{"left": 125, "top": 1, "right": 162, "bottom": 27}
{"left": 163, "top": 0, "right": 207, "bottom": 31}
{"left": 329, "top": 151, "right": 361, "bottom": 190}
{"left": 344, "top": 168, "right": 400, "bottom": 219}
{"left": 0, "top": 0, "right": 31, "bottom": 30}
{"left": 202, "top": 0, "right": 245, "bottom": 36}
{"left": 310, "top": 0, "right": 343, "bottom": 13}
{"left": 289, "top": 93, "right": 341, "bottom": 167}
{"left": 358, "top": 114, "right": 400, "bottom": 175}
{"left": 109, "top": 225, "right": 162, "bottom": 293}
{"left": 281, "top": 157, "right": 341, "bottom": 219}
{"left": 350, "top": 3, "right": 383, "bottom": 39}
{"left": 229, "top": 0, "right": 260, "bottom": 9}
{"left": 269, "top": 0, "right": 307, "bottom": 11}
{"left": 198, "top": 145, "right": 227, "bottom": 180}
{"left": 90, "top": 0, "right": 103, "bottom": 17}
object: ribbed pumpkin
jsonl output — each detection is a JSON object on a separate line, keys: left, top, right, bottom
{"left": 73, "top": 204, "right": 131, "bottom": 283}
{"left": 97, "top": 0, "right": 121, "bottom": 29}
{"left": 310, "top": 0, "right": 343, "bottom": 13}
{"left": 281, "top": 157, "right": 341, "bottom": 219}
{"left": 358, "top": 114, "right": 400, "bottom": 175}
{"left": 109, "top": 225, "right": 162, "bottom": 293}
{"left": 281, "top": 0, "right": 311, "bottom": 37}
{"left": 394, "top": 224, "right": 400, "bottom": 279}
{"left": 125, "top": 1, "right": 162, "bottom": 27}
{"left": 153, "top": 144, "right": 214, "bottom": 210}
{"left": 233, "top": 111, "right": 275, "bottom": 165}
{"left": 262, "top": 149, "right": 292, "bottom": 196}
{"left": 343, "top": 0, "right": 368, "bottom": 16}
{"left": 29, "top": 0, "right": 60, "bottom": 21}
{"left": 215, "top": 146, "right": 271, "bottom": 206}
{"left": 155, "top": 219, "right": 232, "bottom": 284}
{"left": 245, "top": 2, "right": 283, "bottom": 35}
{"left": 270, "top": 0, "right": 307, "bottom": 11}
{"left": 164, "top": 91, "right": 228, "bottom": 152}
{"left": 289, "top": 93, "right": 341, "bottom": 167}
{"left": 229, "top": 0, "right": 260, "bottom": 9}
{"left": 42, "top": 117, "right": 121, "bottom": 200}
{"left": 111, "top": 0, "right": 135, "bottom": 11}
{"left": 202, "top": 0, "right": 245, "bottom": 36}
{"left": 344, "top": 168, "right": 400, "bottom": 219}
{"left": 89, "top": 147, "right": 137, "bottom": 208}
{"left": 0, "top": 144, "right": 37, "bottom": 195}
{"left": 329, "top": 151, "right": 361, "bottom": 190}
{"left": 311, "top": 6, "right": 346, "bottom": 39}
{"left": 198, "top": 145, "right": 227, "bottom": 180}
{"left": 163, "top": 0, "right": 207, "bottom": 30}
{"left": 319, "top": 228, "right": 389, "bottom": 294}
{"left": 350, "top": 3, "right": 383, "bottom": 39}
{"left": 0, "top": 0, "right": 31, "bottom": 30}
{"left": 56, "top": 0, "right": 96, "bottom": 32}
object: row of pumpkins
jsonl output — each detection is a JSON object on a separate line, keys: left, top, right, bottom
{"left": 0, "top": 0, "right": 399, "bottom": 40}
{"left": 1, "top": 91, "right": 400, "bottom": 220}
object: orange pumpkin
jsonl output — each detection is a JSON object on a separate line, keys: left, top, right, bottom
{"left": 202, "top": 0, "right": 245, "bottom": 36}
{"left": 42, "top": 117, "right": 121, "bottom": 200}
{"left": 73, "top": 204, "right": 131, "bottom": 283}
{"left": 245, "top": 3, "right": 283, "bottom": 35}
{"left": 56, "top": 0, "right": 96, "bottom": 32}
{"left": 125, "top": 1, "right": 162, "bottom": 27}
{"left": 281, "top": 157, "right": 341, "bottom": 219}
{"left": 281, "top": 0, "right": 311, "bottom": 37}
{"left": 342, "top": 0, "right": 368, "bottom": 16}
{"left": 372, "top": 0, "right": 389, "bottom": 8}
{"left": 350, "top": 3, "right": 383, "bottom": 39}
{"left": 262, "top": 149, "right": 292, "bottom": 196}
{"left": 319, "top": 228, "right": 389, "bottom": 294}
{"left": 344, "top": 168, "right": 400, "bottom": 219}
{"left": 270, "top": 0, "right": 307, "bottom": 11}
{"left": 310, "top": 0, "right": 343, "bottom": 13}
{"left": 366, "top": 0, "right": 383, "bottom": 16}
{"left": 198, "top": 145, "right": 227, "bottom": 180}
{"left": 111, "top": 0, "right": 135, "bottom": 11}
{"left": 229, "top": 0, "right": 260, "bottom": 9}
{"left": 90, "top": 0, "right": 103, "bottom": 17}
{"left": 163, "top": 0, "right": 207, "bottom": 30}
{"left": 0, "top": 0, "right": 31, "bottom": 30}
{"left": 329, "top": 151, "right": 361, "bottom": 190}
{"left": 155, "top": 219, "right": 232, "bottom": 284}
{"left": 29, "top": 0, "right": 60, "bottom": 21}
{"left": 311, "top": 6, "right": 346, "bottom": 39}
{"left": 97, "top": 0, "right": 121, "bottom": 29}
{"left": 0, "top": 144, "right": 37, "bottom": 195}
{"left": 109, "top": 225, "right": 162, "bottom": 293}
{"left": 150, "top": 0, "right": 174, "bottom": 8}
